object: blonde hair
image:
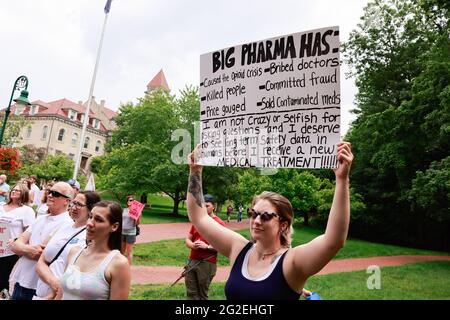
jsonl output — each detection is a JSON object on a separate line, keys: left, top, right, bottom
{"left": 252, "top": 191, "right": 294, "bottom": 248}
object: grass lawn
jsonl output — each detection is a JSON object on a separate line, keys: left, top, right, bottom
{"left": 129, "top": 261, "right": 450, "bottom": 300}
{"left": 98, "top": 191, "right": 235, "bottom": 224}
{"left": 133, "top": 225, "right": 447, "bottom": 267}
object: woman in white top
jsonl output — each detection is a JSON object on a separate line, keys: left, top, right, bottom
{"left": 0, "top": 184, "right": 35, "bottom": 294}
{"left": 34, "top": 191, "right": 101, "bottom": 299}
{"left": 57, "top": 201, "right": 130, "bottom": 300}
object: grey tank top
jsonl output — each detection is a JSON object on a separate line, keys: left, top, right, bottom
{"left": 60, "top": 248, "right": 119, "bottom": 300}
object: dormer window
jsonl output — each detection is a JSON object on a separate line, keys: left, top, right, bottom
{"left": 14, "top": 106, "right": 24, "bottom": 115}
{"left": 80, "top": 114, "right": 85, "bottom": 124}
{"left": 93, "top": 119, "right": 100, "bottom": 130}
{"left": 29, "top": 105, "right": 38, "bottom": 115}
{"left": 69, "top": 110, "right": 78, "bottom": 121}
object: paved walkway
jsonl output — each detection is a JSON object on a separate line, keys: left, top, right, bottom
{"left": 132, "top": 221, "right": 450, "bottom": 285}
{"left": 136, "top": 219, "right": 249, "bottom": 244}
{"left": 131, "top": 255, "right": 450, "bottom": 285}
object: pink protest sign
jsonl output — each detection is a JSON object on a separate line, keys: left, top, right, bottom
{"left": 129, "top": 200, "right": 145, "bottom": 221}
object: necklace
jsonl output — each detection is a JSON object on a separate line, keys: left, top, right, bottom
{"left": 256, "top": 247, "right": 281, "bottom": 260}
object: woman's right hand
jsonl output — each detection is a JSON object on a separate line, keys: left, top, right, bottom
{"left": 188, "top": 144, "right": 203, "bottom": 172}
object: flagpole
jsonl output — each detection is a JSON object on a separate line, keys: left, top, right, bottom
{"left": 73, "top": 8, "right": 110, "bottom": 180}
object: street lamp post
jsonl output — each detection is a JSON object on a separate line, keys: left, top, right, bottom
{"left": 0, "top": 75, "right": 31, "bottom": 146}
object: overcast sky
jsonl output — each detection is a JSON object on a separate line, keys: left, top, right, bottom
{"left": 0, "top": 0, "right": 369, "bottom": 134}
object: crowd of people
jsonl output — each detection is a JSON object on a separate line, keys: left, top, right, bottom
{"left": 0, "top": 175, "right": 139, "bottom": 300}
{"left": 0, "top": 141, "right": 353, "bottom": 300}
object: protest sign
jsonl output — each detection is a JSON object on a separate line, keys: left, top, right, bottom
{"left": 0, "top": 222, "right": 11, "bottom": 257}
{"left": 199, "top": 26, "right": 340, "bottom": 169}
{"left": 129, "top": 200, "right": 145, "bottom": 221}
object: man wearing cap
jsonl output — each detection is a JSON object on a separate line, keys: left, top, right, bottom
{"left": 9, "top": 182, "right": 74, "bottom": 300}
{"left": 184, "top": 194, "right": 225, "bottom": 300}
{"left": 67, "top": 179, "right": 80, "bottom": 196}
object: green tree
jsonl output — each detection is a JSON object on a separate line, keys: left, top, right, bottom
{"left": 18, "top": 144, "right": 47, "bottom": 166}
{"left": 0, "top": 116, "right": 30, "bottom": 148}
{"left": 18, "top": 154, "right": 74, "bottom": 182}
{"left": 236, "top": 169, "right": 272, "bottom": 205}
{"left": 343, "top": 0, "right": 450, "bottom": 249}
{"left": 409, "top": 156, "right": 450, "bottom": 223}
{"left": 271, "top": 170, "right": 321, "bottom": 226}
{"left": 102, "top": 89, "right": 180, "bottom": 206}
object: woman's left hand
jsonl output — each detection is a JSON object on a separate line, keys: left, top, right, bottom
{"left": 333, "top": 141, "right": 354, "bottom": 180}
{"left": 301, "top": 288, "right": 312, "bottom": 298}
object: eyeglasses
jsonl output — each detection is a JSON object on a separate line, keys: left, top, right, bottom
{"left": 48, "top": 190, "right": 70, "bottom": 199}
{"left": 11, "top": 189, "right": 21, "bottom": 193}
{"left": 247, "top": 208, "right": 280, "bottom": 222}
{"left": 71, "top": 201, "right": 87, "bottom": 208}
{"left": 127, "top": 199, "right": 134, "bottom": 202}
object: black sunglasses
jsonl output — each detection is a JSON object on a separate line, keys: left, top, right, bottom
{"left": 247, "top": 208, "right": 280, "bottom": 222}
{"left": 48, "top": 190, "right": 70, "bottom": 199}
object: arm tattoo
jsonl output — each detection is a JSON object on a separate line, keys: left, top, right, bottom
{"left": 188, "top": 171, "right": 204, "bottom": 208}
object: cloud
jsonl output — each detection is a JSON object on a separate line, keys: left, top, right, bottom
{"left": 0, "top": 0, "right": 367, "bottom": 134}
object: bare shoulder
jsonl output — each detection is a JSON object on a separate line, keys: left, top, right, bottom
{"left": 111, "top": 252, "right": 130, "bottom": 271}
{"left": 284, "top": 244, "right": 308, "bottom": 272}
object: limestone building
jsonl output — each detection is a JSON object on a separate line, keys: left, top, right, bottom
{"left": 10, "top": 97, "right": 116, "bottom": 173}
{"left": 2, "top": 69, "right": 169, "bottom": 173}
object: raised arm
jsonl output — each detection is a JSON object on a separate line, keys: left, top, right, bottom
{"left": 187, "top": 145, "right": 247, "bottom": 260}
{"left": 290, "top": 142, "right": 353, "bottom": 278}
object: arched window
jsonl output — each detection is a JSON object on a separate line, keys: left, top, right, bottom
{"left": 42, "top": 126, "right": 48, "bottom": 139}
{"left": 95, "top": 140, "right": 101, "bottom": 152}
{"left": 72, "top": 133, "right": 78, "bottom": 146}
{"left": 58, "top": 128, "right": 65, "bottom": 142}
{"left": 26, "top": 126, "right": 32, "bottom": 138}
{"left": 84, "top": 136, "right": 90, "bottom": 149}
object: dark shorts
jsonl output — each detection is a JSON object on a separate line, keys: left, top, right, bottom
{"left": 122, "top": 234, "right": 136, "bottom": 244}
{"left": 11, "top": 282, "right": 36, "bottom": 301}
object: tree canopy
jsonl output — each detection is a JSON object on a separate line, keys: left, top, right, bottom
{"left": 343, "top": 0, "right": 450, "bottom": 250}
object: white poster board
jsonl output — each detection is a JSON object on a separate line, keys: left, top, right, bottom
{"left": 0, "top": 222, "right": 11, "bottom": 257}
{"left": 199, "top": 26, "right": 340, "bottom": 169}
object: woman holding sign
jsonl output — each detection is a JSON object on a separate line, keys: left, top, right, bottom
{"left": 0, "top": 183, "right": 35, "bottom": 296}
{"left": 186, "top": 142, "right": 353, "bottom": 299}
{"left": 121, "top": 195, "right": 141, "bottom": 265}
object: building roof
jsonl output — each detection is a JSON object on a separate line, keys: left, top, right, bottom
{"left": 147, "top": 69, "right": 170, "bottom": 91}
{"left": 101, "top": 107, "right": 117, "bottom": 120}
{"left": 32, "top": 100, "right": 52, "bottom": 109}
{"left": 4, "top": 97, "right": 116, "bottom": 133}
{"left": 47, "top": 98, "right": 96, "bottom": 117}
